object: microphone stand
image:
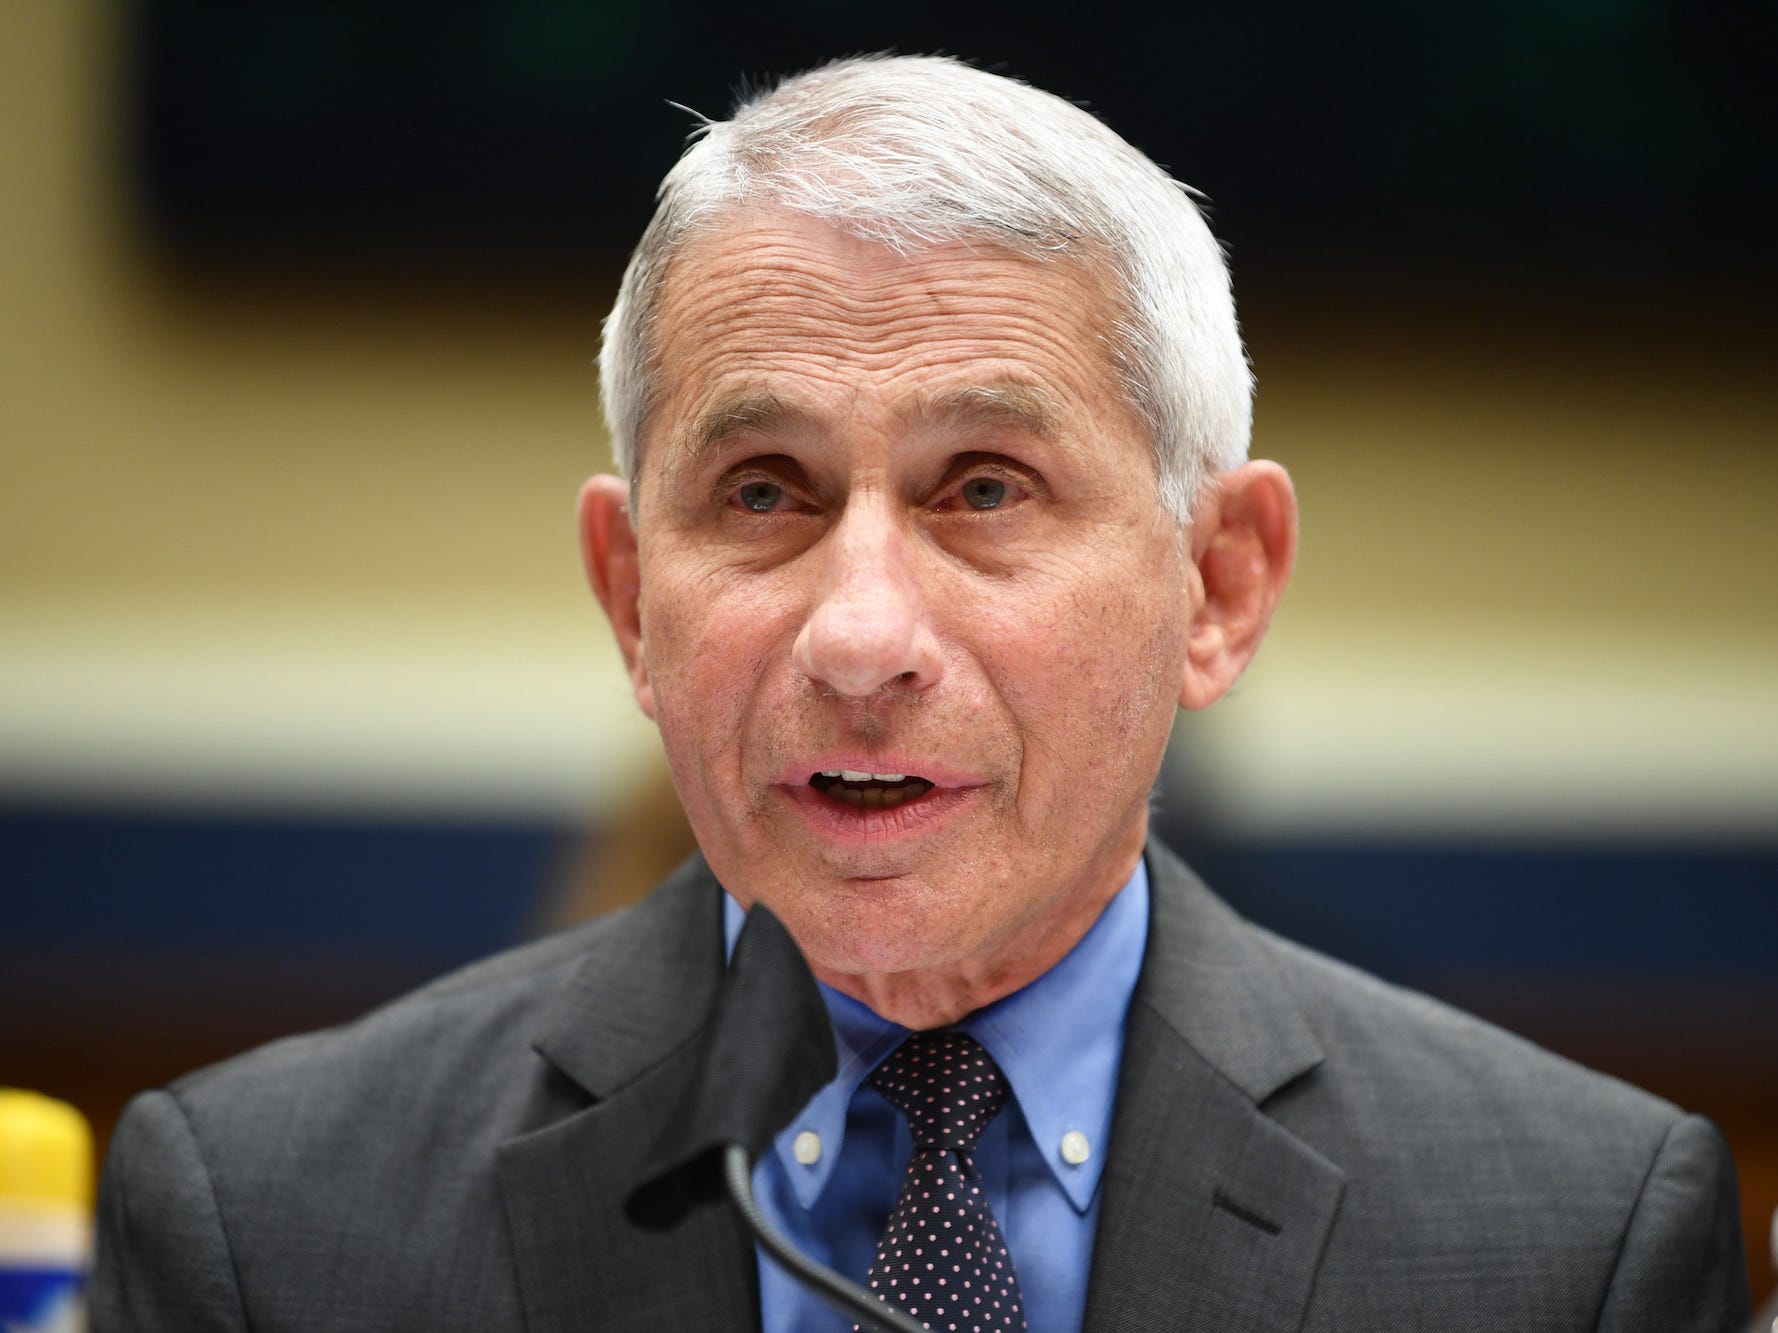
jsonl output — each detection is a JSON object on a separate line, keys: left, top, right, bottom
{"left": 723, "top": 1145, "right": 927, "bottom": 1333}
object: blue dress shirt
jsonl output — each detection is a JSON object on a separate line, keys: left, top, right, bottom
{"left": 723, "top": 860, "right": 1149, "bottom": 1333}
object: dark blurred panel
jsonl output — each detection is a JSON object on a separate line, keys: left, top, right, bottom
{"left": 2, "top": 800, "right": 562, "bottom": 1092}
{"left": 127, "top": 0, "right": 1778, "bottom": 292}
{"left": 1, "top": 801, "right": 565, "bottom": 1176}
{"left": 1155, "top": 831, "right": 1778, "bottom": 984}
{"left": 1, "top": 801, "right": 557, "bottom": 964}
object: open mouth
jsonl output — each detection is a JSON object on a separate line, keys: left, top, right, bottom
{"left": 808, "top": 769, "right": 936, "bottom": 811}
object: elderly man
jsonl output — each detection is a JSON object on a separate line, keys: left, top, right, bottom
{"left": 93, "top": 56, "right": 1748, "bottom": 1331}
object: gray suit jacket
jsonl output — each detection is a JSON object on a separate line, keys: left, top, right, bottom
{"left": 91, "top": 843, "right": 1750, "bottom": 1330}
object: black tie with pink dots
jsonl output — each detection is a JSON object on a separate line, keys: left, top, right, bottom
{"left": 858, "top": 1031, "right": 1028, "bottom": 1333}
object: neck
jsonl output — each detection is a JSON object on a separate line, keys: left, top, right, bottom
{"left": 811, "top": 852, "right": 1137, "bottom": 1029}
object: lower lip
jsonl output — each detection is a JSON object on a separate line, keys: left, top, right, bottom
{"left": 777, "top": 781, "right": 979, "bottom": 843}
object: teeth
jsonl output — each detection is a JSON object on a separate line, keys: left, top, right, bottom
{"left": 830, "top": 769, "right": 911, "bottom": 783}
{"left": 819, "top": 770, "right": 842, "bottom": 778}
{"left": 839, "top": 769, "right": 870, "bottom": 782}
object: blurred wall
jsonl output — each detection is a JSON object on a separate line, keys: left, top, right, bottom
{"left": 0, "top": 2, "right": 658, "bottom": 822}
{"left": 5, "top": 2, "right": 1772, "bottom": 834}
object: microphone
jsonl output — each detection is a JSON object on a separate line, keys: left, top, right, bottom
{"left": 625, "top": 904, "right": 925, "bottom": 1333}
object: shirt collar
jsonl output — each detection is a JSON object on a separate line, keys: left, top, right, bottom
{"left": 722, "top": 859, "right": 1149, "bottom": 1215}
{"left": 723, "top": 894, "right": 901, "bottom": 1208}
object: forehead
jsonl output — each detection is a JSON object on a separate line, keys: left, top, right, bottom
{"left": 641, "top": 210, "right": 1139, "bottom": 463}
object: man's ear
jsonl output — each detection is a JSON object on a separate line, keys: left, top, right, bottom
{"left": 577, "top": 474, "right": 655, "bottom": 719}
{"left": 1179, "top": 460, "right": 1298, "bottom": 712}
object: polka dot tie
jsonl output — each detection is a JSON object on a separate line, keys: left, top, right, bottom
{"left": 857, "top": 1031, "right": 1028, "bottom": 1332}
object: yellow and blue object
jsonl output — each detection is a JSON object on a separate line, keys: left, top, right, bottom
{"left": 0, "top": 1089, "right": 91, "bottom": 1332}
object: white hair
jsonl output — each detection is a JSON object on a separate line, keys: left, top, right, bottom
{"left": 599, "top": 54, "right": 1252, "bottom": 517}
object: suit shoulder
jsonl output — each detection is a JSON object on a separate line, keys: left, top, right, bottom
{"left": 1212, "top": 914, "right": 1747, "bottom": 1324}
{"left": 167, "top": 911, "right": 616, "bottom": 1126}
{"left": 1144, "top": 844, "right": 1685, "bottom": 1142}
{"left": 1249, "top": 922, "right": 1685, "bottom": 1158}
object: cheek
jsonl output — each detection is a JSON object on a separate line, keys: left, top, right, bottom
{"left": 986, "top": 564, "right": 1182, "bottom": 782}
{"left": 640, "top": 564, "right": 802, "bottom": 752}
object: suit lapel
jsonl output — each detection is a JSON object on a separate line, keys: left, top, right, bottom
{"left": 496, "top": 857, "right": 761, "bottom": 1333}
{"left": 494, "top": 842, "right": 1343, "bottom": 1331}
{"left": 1083, "top": 842, "right": 1346, "bottom": 1332}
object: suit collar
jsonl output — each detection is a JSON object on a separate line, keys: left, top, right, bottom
{"left": 502, "top": 842, "right": 1343, "bottom": 1331}
{"left": 530, "top": 853, "right": 728, "bottom": 1100}
{"left": 1080, "top": 840, "right": 1345, "bottom": 1332}
{"left": 499, "top": 854, "right": 761, "bottom": 1333}
{"left": 1137, "top": 838, "right": 1326, "bottom": 1105}
{"left": 528, "top": 839, "right": 1325, "bottom": 1109}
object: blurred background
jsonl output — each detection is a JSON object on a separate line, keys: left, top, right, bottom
{"left": 2, "top": 0, "right": 1774, "bottom": 1302}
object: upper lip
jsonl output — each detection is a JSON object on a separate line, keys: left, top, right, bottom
{"left": 773, "top": 755, "right": 986, "bottom": 788}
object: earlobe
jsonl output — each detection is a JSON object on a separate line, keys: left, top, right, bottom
{"left": 1177, "top": 461, "right": 1298, "bottom": 712}
{"left": 577, "top": 474, "right": 655, "bottom": 719}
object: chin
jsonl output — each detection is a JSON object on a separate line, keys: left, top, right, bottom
{"left": 801, "top": 934, "right": 947, "bottom": 981}
{"left": 717, "top": 840, "right": 1010, "bottom": 977}
{"left": 776, "top": 891, "right": 990, "bottom": 983}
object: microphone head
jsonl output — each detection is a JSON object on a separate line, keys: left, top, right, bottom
{"left": 625, "top": 902, "right": 837, "bottom": 1229}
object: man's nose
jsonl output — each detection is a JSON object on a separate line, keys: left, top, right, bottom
{"left": 791, "top": 507, "right": 944, "bottom": 698}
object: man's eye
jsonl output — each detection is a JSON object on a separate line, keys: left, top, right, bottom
{"left": 735, "top": 481, "right": 786, "bottom": 512}
{"left": 960, "top": 477, "right": 1006, "bottom": 509}
{"left": 958, "top": 475, "right": 1022, "bottom": 510}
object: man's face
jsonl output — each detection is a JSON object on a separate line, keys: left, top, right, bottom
{"left": 608, "top": 210, "right": 1194, "bottom": 987}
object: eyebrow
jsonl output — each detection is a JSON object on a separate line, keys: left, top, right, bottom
{"left": 675, "top": 390, "right": 812, "bottom": 471}
{"left": 674, "top": 379, "right": 1065, "bottom": 472}
{"left": 693, "top": 391, "right": 806, "bottom": 448}
{"left": 913, "top": 381, "right": 1063, "bottom": 441}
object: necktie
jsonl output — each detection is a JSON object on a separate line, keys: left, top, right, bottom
{"left": 859, "top": 1031, "right": 1028, "bottom": 1332}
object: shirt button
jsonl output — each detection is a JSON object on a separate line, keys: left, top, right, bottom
{"left": 793, "top": 1130, "right": 822, "bottom": 1165}
{"left": 1060, "top": 1131, "right": 1091, "bottom": 1165}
